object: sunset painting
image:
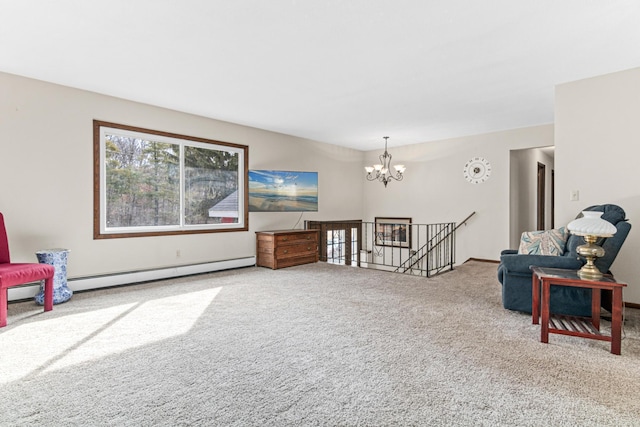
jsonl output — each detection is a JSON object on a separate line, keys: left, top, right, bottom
{"left": 248, "top": 170, "right": 318, "bottom": 212}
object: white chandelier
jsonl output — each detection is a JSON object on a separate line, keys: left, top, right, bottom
{"left": 364, "top": 136, "right": 406, "bottom": 187}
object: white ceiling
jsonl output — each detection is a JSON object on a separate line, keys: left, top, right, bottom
{"left": 2, "top": 1, "right": 640, "bottom": 150}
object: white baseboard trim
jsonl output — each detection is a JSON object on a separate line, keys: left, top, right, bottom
{"left": 7, "top": 256, "right": 256, "bottom": 302}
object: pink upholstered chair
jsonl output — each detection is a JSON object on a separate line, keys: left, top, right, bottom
{"left": 0, "top": 212, "right": 54, "bottom": 327}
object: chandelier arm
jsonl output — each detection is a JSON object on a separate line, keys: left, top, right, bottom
{"left": 385, "top": 173, "right": 402, "bottom": 182}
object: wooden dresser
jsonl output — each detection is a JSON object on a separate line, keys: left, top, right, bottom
{"left": 255, "top": 229, "right": 320, "bottom": 270}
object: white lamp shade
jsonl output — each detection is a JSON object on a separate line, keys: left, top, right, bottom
{"left": 364, "top": 166, "right": 374, "bottom": 173}
{"left": 394, "top": 164, "right": 406, "bottom": 173}
{"left": 373, "top": 164, "right": 383, "bottom": 171}
{"left": 567, "top": 211, "right": 617, "bottom": 237}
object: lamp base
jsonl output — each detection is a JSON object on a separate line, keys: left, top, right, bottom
{"left": 576, "top": 237, "right": 605, "bottom": 281}
{"left": 577, "top": 264, "right": 603, "bottom": 281}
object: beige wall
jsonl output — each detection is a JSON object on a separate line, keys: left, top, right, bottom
{"left": 362, "top": 125, "right": 554, "bottom": 264}
{"left": 3, "top": 69, "right": 554, "bottom": 286}
{"left": 0, "top": 72, "right": 364, "bottom": 279}
{"left": 556, "top": 66, "right": 640, "bottom": 304}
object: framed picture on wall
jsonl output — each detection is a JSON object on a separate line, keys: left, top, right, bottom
{"left": 248, "top": 170, "right": 318, "bottom": 212}
{"left": 375, "top": 217, "right": 412, "bottom": 248}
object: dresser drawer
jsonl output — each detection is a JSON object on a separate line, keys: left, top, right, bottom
{"left": 275, "top": 254, "right": 319, "bottom": 269}
{"left": 275, "top": 242, "right": 317, "bottom": 258}
{"left": 275, "top": 232, "right": 317, "bottom": 245}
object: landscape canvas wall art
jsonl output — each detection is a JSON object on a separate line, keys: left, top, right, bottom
{"left": 249, "top": 170, "right": 318, "bottom": 212}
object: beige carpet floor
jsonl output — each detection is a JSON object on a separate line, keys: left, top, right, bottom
{"left": 1, "top": 260, "right": 639, "bottom": 426}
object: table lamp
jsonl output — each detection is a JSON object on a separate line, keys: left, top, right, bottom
{"left": 567, "top": 211, "right": 617, "bottom": 280}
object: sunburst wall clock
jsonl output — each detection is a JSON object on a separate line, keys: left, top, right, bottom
{"left": 463, "top": 157, "right": 491, "bottom": 184}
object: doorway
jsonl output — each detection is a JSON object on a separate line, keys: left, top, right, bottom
{"left": 508, "top": 146, "right": 555, "bottom": 248}
{"left": 305, "top": 220, "right": 362, "bottom": 266}
{"left": 537, "top": 162, "right": 545, "bottom": 230}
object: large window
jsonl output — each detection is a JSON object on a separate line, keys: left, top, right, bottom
{"left": 94, "top": 120, "right": 248, "bottom": 238}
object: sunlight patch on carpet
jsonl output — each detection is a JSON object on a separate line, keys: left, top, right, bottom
{"left": 0, "top": 287, "right": 221, "bottom": 383}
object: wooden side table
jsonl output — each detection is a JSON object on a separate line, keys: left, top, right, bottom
{"left": 531, "top": 266, "right": 626, "bottom": 355}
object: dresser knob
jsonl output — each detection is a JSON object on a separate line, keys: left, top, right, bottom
{"left": 283, "top": 250, "right": 288, "bottom": 254}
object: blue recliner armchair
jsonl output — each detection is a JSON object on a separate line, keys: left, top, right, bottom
{"left": 498, "top": 204, "right": 631, "bottom": 316}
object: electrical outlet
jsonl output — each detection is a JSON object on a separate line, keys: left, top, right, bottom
{"left": 570, "top": 190, "right": 579, "bottom": 201}
{"left": 176, "top": 249, "right": 181, "bottom": 258}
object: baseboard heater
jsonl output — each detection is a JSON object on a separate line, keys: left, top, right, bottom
{"left": 7, "top": 256, "right": 256, "bottom": 302}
